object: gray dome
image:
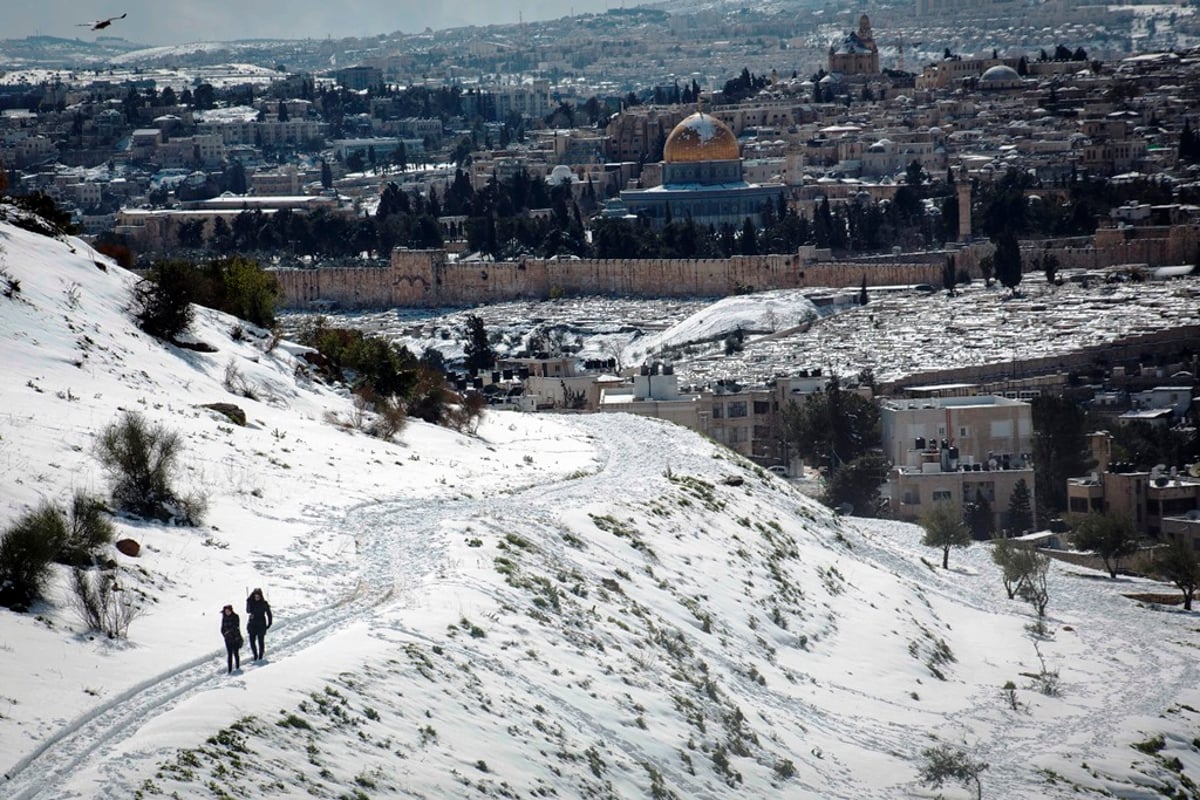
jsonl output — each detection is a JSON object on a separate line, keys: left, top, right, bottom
{"left": 980, "top": 65, "right": 1020, "bottom": 84}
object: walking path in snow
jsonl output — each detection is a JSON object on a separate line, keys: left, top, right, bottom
{"left": 0, "top": 414, "right": 668, "bottom": 799}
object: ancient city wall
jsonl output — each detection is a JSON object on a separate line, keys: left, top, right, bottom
{"left": 274, "top": 249, "right": 945, "bottom": 309}
{"left": 271, "top": 222, "right": 1198, "bottom": 311}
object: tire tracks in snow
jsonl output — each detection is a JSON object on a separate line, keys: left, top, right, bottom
{"left": 0, "top": 415, "right": 654, "bottom": 799}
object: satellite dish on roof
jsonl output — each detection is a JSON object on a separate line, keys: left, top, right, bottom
{"left": 1151, "top": 463, "right": 1167, "bottom": 478}
{"left": 1189, "top": 463, "right": 1200, "bottom": 479}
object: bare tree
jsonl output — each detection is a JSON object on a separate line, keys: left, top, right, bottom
{"left": 1017, "top": 550, "right": 1051, "bottom": 618}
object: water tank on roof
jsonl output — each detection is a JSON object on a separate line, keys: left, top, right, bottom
{"left": 915, "top": 436, "right": 926, "bottom": 450}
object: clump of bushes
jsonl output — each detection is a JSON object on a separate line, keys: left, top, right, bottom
{"left": 297, "top": 319, "right": 483, "bottom": 436}
{"left": 132, "top": 256, "right": 280, "bottom": 341}
{"left": 0, "top": 491, "right": 114, "bottom": 611}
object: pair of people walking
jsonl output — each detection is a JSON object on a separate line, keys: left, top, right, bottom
{"left": 220, "top": 588, "right": 273, "bottom": 674}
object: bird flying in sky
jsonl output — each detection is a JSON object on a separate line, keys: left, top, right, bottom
{"left": 78, "top": 12, "right": 127, "bottom": 31}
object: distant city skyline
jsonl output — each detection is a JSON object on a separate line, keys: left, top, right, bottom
{"left": 11, "top": 1, "right": 628, "bottom": 46}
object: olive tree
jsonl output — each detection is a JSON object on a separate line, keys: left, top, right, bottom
{"left": 1150, "top": 538, "right": 1200, "bottom": 611}
{"left": 921, "top": 501, "right": 971, "bottom": 569}
{"left": 1070, "top": 512, "right": 1138, "bottom": 578}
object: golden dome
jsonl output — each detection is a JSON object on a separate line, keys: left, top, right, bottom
{"left": 663, "top": 112, "right": 740, "bottom": 163}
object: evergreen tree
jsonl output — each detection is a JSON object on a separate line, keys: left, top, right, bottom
{"left": 1181, "top": 120, "right": 1200, "bottom": 164}
{"left": 1031, "top": 395, "right": 1095, "bottom": 516}
{"left": 739, "top": 218, "right": 759, "bottom": 255}
{"left": 822, "top": 453, "right": 888, "bottom": 517}
{"left": 781, "top": 376, "right": 879, "bottom": 471}
{"left": 1006, "top": 478, "right": 1033, "bottom": 535}
{"left": 463, "top": 314, "right": 496, "bottom": 373}
{"left": 858, "top": 275, "right": 868, "bottom": 305}
{"left": 966, "top": 489, "right": 994, "bottom": 539}
{"left": 943, "top": 255, "right": 958, "bottom": 296}
{"left": 321, "top": 159, "right": 333, "bottom": 190}
{"left": 993, "top": 229, "right": 1022, "bottom": 294}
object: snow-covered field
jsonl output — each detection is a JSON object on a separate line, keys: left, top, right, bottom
{"left": 3, "top": 213, "right": 1200, "bottom": 799}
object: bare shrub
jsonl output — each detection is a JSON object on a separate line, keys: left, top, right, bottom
{"left": 222, "top": 360, "right": 257, "bottom": 400}
{"left": 265, "top": 325, "right": 284, "bottom": 353}
{"left": 367, "top": 394, "right": 408, "bottom": 441}
{"left": 445, "top": 391, "right": 486, "bottom": 434}
{"left": 68, "top": 566, "right": 143, "bottom": 638}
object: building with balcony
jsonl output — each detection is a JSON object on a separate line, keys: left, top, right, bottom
{"left": 883, "top": 395, "right": 1036, "bottom": 532}
{"left": 1068, "top": 464, "right": 1200, "bottom": 537}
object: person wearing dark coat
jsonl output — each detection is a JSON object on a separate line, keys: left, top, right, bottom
{"left": 245, "top": 588, "right": 273, "bottom": 661}
{"left": 220, "top": 604, "right": 242, "bottom": 674}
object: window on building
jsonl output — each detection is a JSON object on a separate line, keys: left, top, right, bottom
{"left": 728, "top": 401, "right": 748, "bottom": 418}
{"left": 958, "top": 426, "right": 970, "bottom": 438}
{"left": 753, "top": 401, "right": 771, "bottom": 415}
{"left": 903, "top": 491, "right": 920, "bottom": 505}
{"left": 712, "top": 404, "right": 723, "bottom": 419}
{"left": 932, "top": 490, "right": 952, "bottom": 503}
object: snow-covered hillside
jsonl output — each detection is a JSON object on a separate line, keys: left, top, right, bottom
{"left": 2, "top": 213, "right": 1200, "bottom": 799}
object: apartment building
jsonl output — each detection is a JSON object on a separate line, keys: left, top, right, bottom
{"left": 882, "top": 395, "right": 1036, "bottom": 532}
{"left": 1068, "top": 465, "right": 1200, "bottom": 537}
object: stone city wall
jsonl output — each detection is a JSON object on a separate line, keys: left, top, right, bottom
{"left": 273, "top": 249, "right": 945, "bottom": 309}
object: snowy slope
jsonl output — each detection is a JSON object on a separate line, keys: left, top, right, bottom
{"left": 2, "top": 211, "right": 1200, "bottom": 799}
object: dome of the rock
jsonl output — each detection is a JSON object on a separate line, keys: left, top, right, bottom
{"left": 663, "top": 112, "right": 740, "bottom": 163}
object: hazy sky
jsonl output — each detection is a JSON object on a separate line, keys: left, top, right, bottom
{"left": 16, "top": 1, "right": 625, "bottom": 45}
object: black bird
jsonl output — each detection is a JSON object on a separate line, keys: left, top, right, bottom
{"left": 78, "top": 12, "right": 127, "bottom": 31}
